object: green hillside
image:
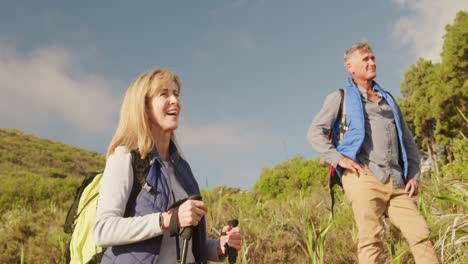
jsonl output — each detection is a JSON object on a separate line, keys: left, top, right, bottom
{"left": 0, "top": 128, "right": 105, "bottom": 214}
{"left": 0, "top": 128, "right": 105, "bottom": 263}
{"left": 0, "top": 128, "right": 104, "bottom": 179}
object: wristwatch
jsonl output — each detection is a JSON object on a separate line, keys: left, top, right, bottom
{"left": 159, "top": 213, "right": 164, "bottom": 229}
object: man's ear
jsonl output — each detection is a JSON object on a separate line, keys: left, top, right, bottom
{"left": 346, "top": 62, "right": 353, "bottom": 75}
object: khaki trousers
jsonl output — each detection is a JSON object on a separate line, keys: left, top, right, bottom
{"left": 341, "top": 170, "right": 439, "bottom": 264}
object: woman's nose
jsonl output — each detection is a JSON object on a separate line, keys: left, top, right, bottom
{"left": 169, "top": 94, "right": 179, "bottom": 104}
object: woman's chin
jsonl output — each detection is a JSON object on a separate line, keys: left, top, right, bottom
{"left": 165, "top": 124, "right": 179, "bottom": 132}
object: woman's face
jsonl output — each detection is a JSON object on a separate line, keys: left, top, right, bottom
{"left": 146, "top": 81, "right": 181, "bottom": 133}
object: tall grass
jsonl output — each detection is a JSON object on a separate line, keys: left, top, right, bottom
{"left": 2, "top": 164, "right": 466, "bottom": 263}
{"left": 429, "top": 111, "right": 468, "bottom": 263}
{"left": 304, "top": 221, "right": 333, "bottom": 264}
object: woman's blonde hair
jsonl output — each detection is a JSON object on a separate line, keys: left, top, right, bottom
{"left": 106, "top": 69, "right": 181, "bottom": 159}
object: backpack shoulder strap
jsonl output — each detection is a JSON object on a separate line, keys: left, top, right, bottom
{"left": 124, "top": 150, "right": 150, "bottom": 216}
{"left": 131, "top": 150, "right": 150, "bottom": 186}
{"left": 337, "top": 88, "right": 344, "bottom": 117}
{"left": 337, "top": 88, "right": 347, "bottom": 143}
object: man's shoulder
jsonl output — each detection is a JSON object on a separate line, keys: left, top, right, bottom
{"left": 330, "top": 89, "right": 344, "bottom": 95}
{"left": 324, "top": 89, "right": 344, "bottom": 103}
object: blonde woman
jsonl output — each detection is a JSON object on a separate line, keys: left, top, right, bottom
{"left": 93, "top": 69, "right": 242, "bottom": 263}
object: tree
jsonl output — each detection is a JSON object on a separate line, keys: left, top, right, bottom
{"left": 399, "top": 59, "right": 441, "bottom": 173}
{"left": 437, "top": 11, "right": 468, "bottom": 152}
{"left": 399, "top": 11, "right": 468, "bottom": 171}
{"left": 253, "top": 156, "right": 328, "bottom": 199}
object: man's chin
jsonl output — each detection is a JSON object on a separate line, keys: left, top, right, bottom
{"left": 368, "top": 74, "right": 376, "bottom": 80}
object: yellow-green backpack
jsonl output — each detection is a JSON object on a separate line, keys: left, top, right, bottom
{"left": 63, "top": 151, "right": 150, "bottom": 264}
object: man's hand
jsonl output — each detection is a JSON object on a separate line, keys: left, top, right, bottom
{"left": 405, "top": 178, "right": 419, "bottom": 198}
{"left": 338, "top": 157, "right": 365, "bottom": 175}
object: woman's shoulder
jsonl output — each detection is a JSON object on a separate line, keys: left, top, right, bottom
{"left": 114, "top": 145, "right": 130, "bottom": 154}
{"left": 104, "top": 146, "right": 132, "bottom": 178}
{"left": 107, "top": 146, "right": 132, "bottom": 164}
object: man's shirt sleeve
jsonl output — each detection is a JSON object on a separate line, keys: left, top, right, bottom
{"left": 307, "top": 90, "right": 344, "bottom": 167}
{"left": 397, "top": 105, "right": 422, "bottom": 181}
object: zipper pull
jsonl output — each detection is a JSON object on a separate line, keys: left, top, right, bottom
{"left": 143, "top": 182, "right": 152, "bottom": 193}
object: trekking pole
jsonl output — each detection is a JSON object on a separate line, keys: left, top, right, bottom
{"left": 180, "top": 195, "right": 202, "bottom": 264}
{"left": 179, "top": 225, "right": 192, "bottom": 264}
{"left": 222, "top": 219, "right": 239, "bottom": 264}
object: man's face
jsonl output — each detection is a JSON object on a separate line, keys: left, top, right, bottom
{"left": 347, "top": 49, "right": 376, "bottom": 81}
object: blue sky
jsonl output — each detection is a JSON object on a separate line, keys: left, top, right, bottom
{"left": 1, "top": 0, "right": 466, "bottom": 189}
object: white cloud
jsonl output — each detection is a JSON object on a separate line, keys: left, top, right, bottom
{"left": 0, "top": 43, "right": 121, "bottom": 141}
{"left": 177, "top": 119, "right": 277, "bottom": 160}
{"left": 391, "top": 0, "right": 468, "bottom": 62}
{"left": 176, "top": 119, "right": 280, "bottom": 188}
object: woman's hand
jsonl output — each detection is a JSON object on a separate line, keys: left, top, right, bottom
{"left": 218, "top": 225, "right": 242, "bottom": 255}
{"left": 176, "top": 199, "right": 208, "bottom": 227}
{"left": 160, "top": 199, "right": 207, "bottom": 229}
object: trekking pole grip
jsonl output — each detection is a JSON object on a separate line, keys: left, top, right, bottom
{"left": 180, "top": 194, "right": 202, "bottom": 264}
{"left": 179, "top": 194, "right": 203, "bottom": 241}
{"left": 187, "top": 194, "right": 202, "bottom": 201}
{"left": 222, "top": 219, "right": 239, "bottom": 264}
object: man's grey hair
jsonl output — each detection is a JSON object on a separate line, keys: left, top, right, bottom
{"left": 344, "top": 40, "right": 373, "bottom": 67}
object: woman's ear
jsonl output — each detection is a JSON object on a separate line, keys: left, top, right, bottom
{"left": 144, "top": 97, "right": 151, "bottom": 115}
